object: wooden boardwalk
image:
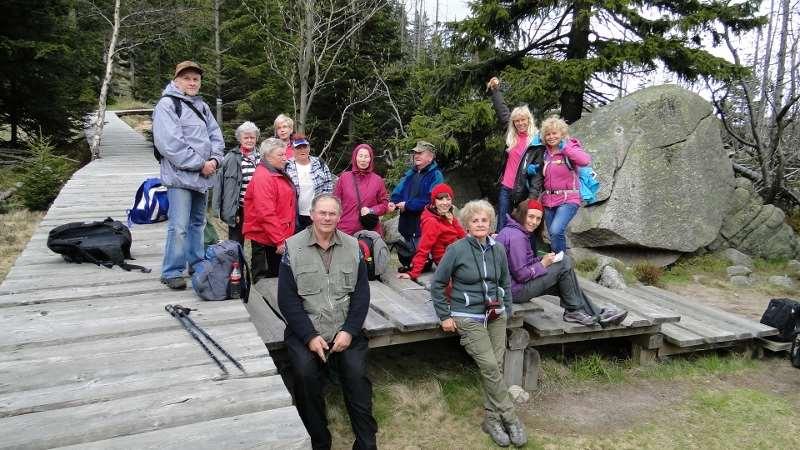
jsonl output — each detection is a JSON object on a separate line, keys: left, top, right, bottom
{"left": 0, "top": 112, "right": 310, "bottom": 449}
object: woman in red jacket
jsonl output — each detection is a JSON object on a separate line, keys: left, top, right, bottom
{"left": 243, "top": 137, "right": 296, "bottom": 282}
{"left": 334, "top": 143, "right": 390, "bottom": 236}
{"left": 398, "top": 183, "right": 465, "bottom": 281}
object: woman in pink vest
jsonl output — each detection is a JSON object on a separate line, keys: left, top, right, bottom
{"left": 334, "top": 143, "right": 390, "bottom": 236}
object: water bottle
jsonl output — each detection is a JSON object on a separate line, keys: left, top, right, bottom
{"left": 229, "top": 261, "right": 242, "bottom": 299}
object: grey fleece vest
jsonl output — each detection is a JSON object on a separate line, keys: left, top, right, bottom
{"left": 286, "top": 229, "right": 361, "bottom": 342}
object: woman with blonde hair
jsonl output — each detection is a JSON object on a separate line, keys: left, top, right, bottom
{"left": 430, "top": 200, "right": 527, "bottom": 447}
{"left": 539, "top": 115, "right": 591, "bottom": 253}
{"left": 487, "top": 76, "right": 545, "bottom": 231}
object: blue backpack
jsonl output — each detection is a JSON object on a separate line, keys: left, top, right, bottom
{"left": 127, "top": 178, "right": 169, "bottom": 225}
{"left": 562, "top": 157, "right": 600, "bottom": 205}
{"left": 191, "top": 240, "right": 250, "bottom": 301}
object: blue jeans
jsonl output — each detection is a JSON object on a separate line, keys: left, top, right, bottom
{"left": 496, "top": 186, "right": 513, "bottom": 232}
{"left": 162, "top": 187, "right": 207, "bottom": 279}
{"left": 544, "top": 202, "right": 579, "bottom": 253}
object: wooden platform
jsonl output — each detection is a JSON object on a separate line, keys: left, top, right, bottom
{"left": 0, "top": 112, "right": 310, "bottom": 449}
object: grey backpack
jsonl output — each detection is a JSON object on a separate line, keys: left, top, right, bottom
{"left": 353, "top": 230, "right": 390, "bottom": 280}
{"left": 191, "top": 240, "right": 250, "bottom": 301}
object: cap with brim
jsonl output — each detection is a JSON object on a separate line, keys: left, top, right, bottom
{"left": 412, "top": 140, "right": 435, "bottom": 154}
{"left": 174, "top": 61, "right": 203, "bottom": 79}
{"left": 292, "top": 138, "right": 310, "bottom": 148}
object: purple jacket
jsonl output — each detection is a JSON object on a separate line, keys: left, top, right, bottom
{"left": 495, "top": 214, "right": 548, "bottom": 299}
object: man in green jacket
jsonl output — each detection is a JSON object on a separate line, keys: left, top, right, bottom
{"left": 278, "top": 194, "right": 377, "bottom": 450}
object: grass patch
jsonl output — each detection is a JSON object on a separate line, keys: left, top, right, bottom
{"left": 636, "top": 352, "right": 757, "bottom": 380}
{"left": 574, "top": 257, "right": 598, "bottom": 273}
{"left": 108, "top": 97, "right": 152, "bottom": 110}
{"left": 569, "top": 353, "right": 629, "bottom": 383}
{"left": 0, "top": 209, "right": 44, "bottom": 282}
{"left": 633, "top": 262, "right": 664, "bottom": 286}
{"left": 661, "top": 254, "right": 729, "bottom": 285}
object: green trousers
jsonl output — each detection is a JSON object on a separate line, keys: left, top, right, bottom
{"left": 454, "top": 316, "right": 516, "bottom": 422}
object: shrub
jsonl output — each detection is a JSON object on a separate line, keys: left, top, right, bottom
{"left": 16, "top": 134, "right": 75, "bottom": 211}
{"left": 633, "top": 262, "right": 664, "bottom": 286}
{"left": 575, "top": 257, "right": 599, "bottom": 273}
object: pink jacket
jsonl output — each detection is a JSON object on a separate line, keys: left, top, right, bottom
{"left": 541, "top": 137, "right": 591, "bottom": 208}
{"left": 334, "top": 144, "right": 390, "bottom": 235}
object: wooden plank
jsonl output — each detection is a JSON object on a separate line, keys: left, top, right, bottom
{"left": 0, "top": 356, "right": 274, "bottom": 417}
{"left": 52, "top": 408, "right": 310, "bottom": 450}
{"left": 0, "top": 266, "right": 162, "bottom": 294}
{"left": 0, "top": 292, "right": 252, "bottom": 350}
{"left": 0, "top": 279, "right": 165, "bottom": 308}
{"left": 538, "top": 294, "right": 653, "bottom": 328}
{"left": 0, "top": 323, "right": 271, "bottom": 393}
{"left": 368, "top": 280, "right": 439, "bottom": 331}
{"left": 580, "top": 280, "right": 681, "bottom": 324}
{"left": 632, "top": 285, "right": 777, "bottom": 337}
{"left": 529, "top": 324, "right": 662, "bottom": 347}
{"left": 660, "top": 323, "right": 705, "bottom": 347}
{"left": 535, "top": 299, "right": 603, "bottom": 334}
{"left": 0, "top": 376, "right": 292, "bottom": 450}
{"left": 627, "top": 286, "right": 766, "bottom": 341}
{"left": 758, "top": 338, "right": 792, "bottom": 352}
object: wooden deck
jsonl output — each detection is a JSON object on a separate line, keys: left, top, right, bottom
{"left": 0, "top": 112, "right": 310, "bottom": 449}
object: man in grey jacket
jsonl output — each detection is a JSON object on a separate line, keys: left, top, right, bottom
{"left": 153, "top": 61, "right": 224, "bottom": 290}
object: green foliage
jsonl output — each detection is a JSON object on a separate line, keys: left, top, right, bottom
{"left": 575, "top": 257, "right": 599, "bottom": 274}
{"left": 633, "top": 262, "right": 664, "bottom": 286}
{"left": 17, "top": 134, "right": 75, "bottom": 211}
{"left": 636, "top": 352, "right": 756, "bottom": 381}
{"left": 662, "top": 254, "right": 729, "bottom": 284}
{"left": 0, "top": 0, "right": 101, "bottom": 146}
{"left": 568, "top": 353, "right": 629, "bottom": 383}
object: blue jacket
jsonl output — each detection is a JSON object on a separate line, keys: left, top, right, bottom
{"left": 153, "top": 82, "right": 225, "bottom": 193}
{"left": 390, "top": 161, "right": 444, "bottom": 238}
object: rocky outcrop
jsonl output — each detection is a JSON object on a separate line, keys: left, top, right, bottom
{"left": 707, "top": 178, "right": 800, "bottom": 259}
{"left": 567, "top": 85, "right": 734, "bottom": 253}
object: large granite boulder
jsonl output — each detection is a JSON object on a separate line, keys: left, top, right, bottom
{"left": 567, "top": 85, "right": 734, "bottom": 252}
{"left": 707, "top": 178, "right": 800, "bottom": 259}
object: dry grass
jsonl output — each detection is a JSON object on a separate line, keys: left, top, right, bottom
{"left": 0, "top": 209, "right": 44, "bottom": 282}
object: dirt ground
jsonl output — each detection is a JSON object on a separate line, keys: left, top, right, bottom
{"left": 665, "top": 281, "right": 777, "bottom": 320}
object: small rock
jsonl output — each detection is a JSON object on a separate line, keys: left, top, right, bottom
{"left": 729, "top": 275, "right": 752, "bottom": 286}
{"left": 788, "top": 259, "right": 800, "bottom": 273}
{"left": 726, "top": 265, "right": 752, "bottom": 277}
{"left": 508, "top": 385, "right": 530, "bottom": 404}
{"left": 598, "top": 265, "right": 627, "bottom": 289}
{"left": 768, "top": 275, "right": 796, "bottom": 289}
{"left": 718, "top": 248, "right": 753, "bottom": 268}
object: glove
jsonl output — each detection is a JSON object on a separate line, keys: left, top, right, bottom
{"left": 526, "top": 163, "right": 539, "bottom": 176}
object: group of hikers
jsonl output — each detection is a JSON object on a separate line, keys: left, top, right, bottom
{"left": 153, "top": 61, "right": 628, "bottom": 449}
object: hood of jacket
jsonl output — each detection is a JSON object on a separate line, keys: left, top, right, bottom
{"left": 351, "top": 143, "right": 375, "bottom": 173}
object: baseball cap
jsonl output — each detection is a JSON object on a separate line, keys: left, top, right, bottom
{"left": 174, "top": 61, "right": 203, "bottom": 79}
{"left": 412, "top": 140, "right": 435, "bottom": 154}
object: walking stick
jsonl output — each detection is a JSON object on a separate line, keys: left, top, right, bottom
{"left": 165, "top": 304, "right": 229, "bottom": 375}
{"left": 172, "top": 304, "right": 247, "bottom": 374}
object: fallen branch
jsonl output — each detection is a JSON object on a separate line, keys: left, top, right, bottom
{"left": 733, "top": 162, "right": 800, "bottom": 207}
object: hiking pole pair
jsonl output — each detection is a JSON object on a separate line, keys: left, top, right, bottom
{"left": 165, "top": 304, "right": 246, "bottom": 376}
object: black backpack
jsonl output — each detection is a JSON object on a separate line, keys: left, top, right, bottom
{"left": 152, "top": 95, "right": 207, "bottom": 162}
{"left": 791, "top": 333, "right": 800, "bottom": 368}
{"left": 760, "top": 298, "right": 800, "bottom": 342}
{"left": 47, "top": 218, "right": 150, "bottom": 272}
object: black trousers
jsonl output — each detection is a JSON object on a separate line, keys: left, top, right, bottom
{"left": 251, "top": 241, "right": 281, "bottom": 282}
{"left": 514, "top": 255, "right": 600, "bottom": 316}
{"left": 228, "top": 209, "right": 244, "bottom": 245}
{"left": 286, "top": 333, "right": 377, "bottom": 450}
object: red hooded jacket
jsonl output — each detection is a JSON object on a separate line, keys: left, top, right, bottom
{"left": 408, "top": 184, "right": 466, "bottom": 279}
{"left": 243, "top": 161, "right": 296, "bottom": 246}
{"left": 333, "top": 144, "right": 389, "bottom": 235}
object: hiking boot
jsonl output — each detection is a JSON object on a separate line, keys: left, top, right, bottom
{"left": 503, "top": 417, "right": 528, "bottom": 447}
{"left": 599, "top": 307, "right": 628, "bottom": 327}
{"left": 397, "top": 265, "right": 411, "bottom": 273}
{"left": 563, "top": 309, "right": 597, "bottom": 326}
{"left": 161, "top": 276, "right": 187, "bottom": 290}
{"left": 482, "top": 417, "right": 511, "bottom": 447}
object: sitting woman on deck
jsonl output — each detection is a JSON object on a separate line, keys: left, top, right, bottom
{"left": 430, "top": 200, "right": 527, "bottom": 448}
{"left": 397, "top": 183, "right": 465, "bottom": 281}
{"left": 495, "top": 199, "right": 627, "bottom": 327}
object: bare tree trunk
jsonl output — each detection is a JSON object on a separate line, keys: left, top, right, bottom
{"left": 89, "top": 0, "right": 121, "bottom": 160}
{"left": 766, "top": 0, "right": 792, "bottom": 202}
{"left": 214, "top": 0, "right": 223, "bottom": 125}
{"left": 297, "top": 0, "right": 314, "bottom": 133}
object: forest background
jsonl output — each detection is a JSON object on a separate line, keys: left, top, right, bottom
{"left": 1, "top": 0, "right": 798, "bottom": 219}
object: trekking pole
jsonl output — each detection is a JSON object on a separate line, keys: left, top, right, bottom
{"left": 172, "top": 304, "right": 247, "bottom": 374}
{"left": 165, "top": 304, "right": 229, "bottom": 375}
